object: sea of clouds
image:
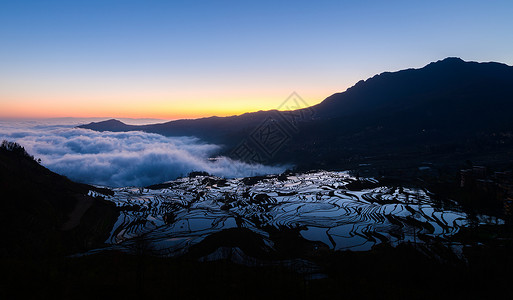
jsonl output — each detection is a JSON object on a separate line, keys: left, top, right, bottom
{"left": 0, "top": 119, "right": 288, "bottom": 187}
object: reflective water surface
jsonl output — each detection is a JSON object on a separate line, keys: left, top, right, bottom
{"left": 93, "top": 171, "right": 476, "bottom": 258}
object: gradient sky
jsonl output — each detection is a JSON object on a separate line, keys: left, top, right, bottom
{"left": 1, "top": 0, "right": 512, "bottom": 120}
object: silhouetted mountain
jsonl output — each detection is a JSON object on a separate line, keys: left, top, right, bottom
{"left": 284, "top": 57, "right": 513, "bottom": 170}
{"left": 312, "top": 57, "right": 513, "bottom": 120}
{"left": 81, "top": 111, "right": 289, "bottom": 146}
{"left": 0, "top": 141, "right": 118, "bottom": 258}
{"left": 79, "top": 58, "right": 513, "bottom": 171}
{"left": 84, "top": 118, "right": 136, "bottom": 131}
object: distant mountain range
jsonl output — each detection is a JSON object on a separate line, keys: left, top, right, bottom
{"left": 80, "top": 58, "right": 513, "bottom": 173}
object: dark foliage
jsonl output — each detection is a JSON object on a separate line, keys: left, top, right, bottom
{"left": 1, "top": 140, "right": 35, "bottom": 160}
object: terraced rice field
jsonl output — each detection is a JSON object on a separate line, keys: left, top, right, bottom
{"left": 87, "top": 171, "right": 481, "bottom": 259}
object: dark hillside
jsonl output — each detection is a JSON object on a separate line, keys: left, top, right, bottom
{"left": 0, "top": 141, "right": 118, "bottom": 258}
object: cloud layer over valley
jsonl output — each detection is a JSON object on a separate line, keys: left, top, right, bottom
{"left": 0, "top": 120, "right": 288, "bottom": 187}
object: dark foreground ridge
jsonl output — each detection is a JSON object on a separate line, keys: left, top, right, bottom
{"left": 79, "top": 57, "right": 513, "bottom": 174}
{"left": 0, "top": 141, "right": 119, "bottom": 258}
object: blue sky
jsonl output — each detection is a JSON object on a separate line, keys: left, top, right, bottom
{"left": 1, "top": 0, "right": 512, "bottom": 119}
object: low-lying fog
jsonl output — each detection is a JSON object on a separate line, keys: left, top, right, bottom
{"left": 0, "top": 119, "right": 288, "bottom": 187}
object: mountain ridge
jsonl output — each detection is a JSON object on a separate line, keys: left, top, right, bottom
{"left": 79, "top": 57, "right": 513, "bottom": 171}
{"left": 81, "top": 57, "right": 513, "bottom": 129}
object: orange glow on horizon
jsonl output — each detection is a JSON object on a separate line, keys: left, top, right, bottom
{"left": 0, "top": 91, "right": 330, "bottom": 120}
